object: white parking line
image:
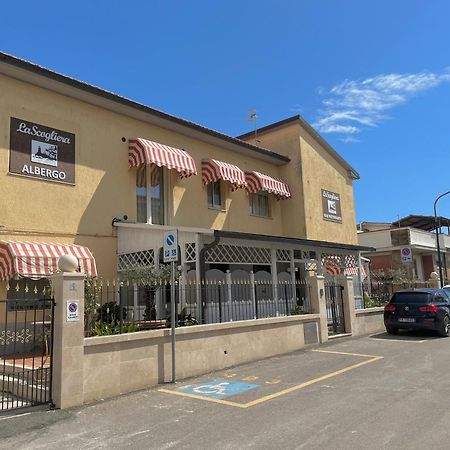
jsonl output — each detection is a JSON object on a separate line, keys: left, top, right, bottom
{"left": 368, "top": 334, "right": 428, "bottom": 343}
{"left": 0, "top": 412, "right": 31, "bottom": 420}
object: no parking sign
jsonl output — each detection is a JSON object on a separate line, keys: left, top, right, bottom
{"left": 401, "top": 246, "right": 412, "bottom": 263}
{"left": 163, "top": 230, "right": 178, "bottom": 263}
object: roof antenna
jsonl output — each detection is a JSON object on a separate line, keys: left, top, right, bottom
{"left": 246, "top": 109, "right": 259, "bottom": 142}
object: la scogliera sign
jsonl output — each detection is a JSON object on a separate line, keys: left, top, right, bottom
{"left": 9, "top": 117, "right": 76, "bottom": 184}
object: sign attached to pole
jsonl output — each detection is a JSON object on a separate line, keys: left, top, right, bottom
{"left": 163, "top": 229, "right": 179, "bottom": 382}
{"left": 164, "top": 230, "right": 178, "bottom": 263}
{"left": 400, "top": 246, "right": 412, "bottom": 263}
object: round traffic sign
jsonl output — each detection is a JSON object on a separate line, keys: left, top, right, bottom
{"left": 166, "top": 234, "right": 175, "bottom": 246}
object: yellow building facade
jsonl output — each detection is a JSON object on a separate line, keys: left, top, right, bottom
{"left": 0, "top": 52, "right": 366, "bottom": 294}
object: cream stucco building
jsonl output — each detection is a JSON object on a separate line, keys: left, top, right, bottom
{"left": 0, "top": 51, "right": 369, "bottom": 308}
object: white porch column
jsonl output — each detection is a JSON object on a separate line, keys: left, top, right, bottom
{"left": 226, "top": 270, "right": 233, "bottom": 321}
{"left": 316, "top": 251, "right": 324, "bottom": 276}
{"left": 250, "top": 270, "right": 257, "bottom": 319}
{"left": 195, "top": 233, "right": 202, "bottom": 322}
{"left": 270, "top": 248, "right": 279, "bottom": 315}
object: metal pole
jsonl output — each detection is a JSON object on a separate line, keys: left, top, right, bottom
{"left": 434, "top": 190, "right": 450, "bottom": 288}
{"left": 171, "top": 260, "right": 176, "bottom": 383}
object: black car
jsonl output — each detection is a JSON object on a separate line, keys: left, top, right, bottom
{"left": 384, "top": 288, "right": 450, "bottom": 337}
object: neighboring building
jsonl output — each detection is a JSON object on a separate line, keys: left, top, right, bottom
{"left": 0, "top": 52, "right": 369, "bottom": 311}
{"left": 358, "top": 215, "right": 450, "bottom": 281}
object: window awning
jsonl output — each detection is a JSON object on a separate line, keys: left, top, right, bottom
{"left": 202, "top": 159, "right": 247, "bottom": 190}
{"left": 0, "top": 241, "right": 97, "bottom": 281}
{"left": 128, "top": 138, "right": 197, "bottom": 178}
{"left": 245, "top": 171, "right": 291, "bottom": 199}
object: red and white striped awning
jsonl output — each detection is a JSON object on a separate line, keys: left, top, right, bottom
{"left": 128, "top": 138, "right": 197, "bottom": 178}
{"left": 245, "top": 171, "right": 291, "bottom": 199}
{"left": 202, "top": 159, "right": 247, "bottom": 190}
{"left": 324, "top": 257, "right": 367, "bottom": 279}
{"left": 0, "top": 241, "right": 97, "bottom": 281}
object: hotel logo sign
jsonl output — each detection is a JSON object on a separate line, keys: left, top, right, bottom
{"left": 9, "top": 117, "right": 75, "bottom": 184}
{"left": 322, "top": 189, "right": 342, "bottom": 223}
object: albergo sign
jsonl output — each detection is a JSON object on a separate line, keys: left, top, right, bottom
{"left": 9, "top": 117, "right": 75, "bottom": 184}
{"left": 321, "top": 189, "right": 342, "bottom": 223}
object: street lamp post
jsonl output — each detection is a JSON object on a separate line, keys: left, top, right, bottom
{"left": 433, "top": 190, "right": 450, "bottom": 288}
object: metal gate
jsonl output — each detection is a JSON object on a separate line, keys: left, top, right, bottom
{"left": 1, "top": 299, "right": 55, "bottom": 412}
{"left": 325, "top": 282, "right": 345, "bottom": 335}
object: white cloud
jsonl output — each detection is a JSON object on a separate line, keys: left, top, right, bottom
{"left": 313, "top": 70, "right": 450, "bottom": 141}
{"left": 339, "top": 136, "right": 360, "bottom": 144}
{"left": 290, "top": 103, "right": 304, "bottom": 113}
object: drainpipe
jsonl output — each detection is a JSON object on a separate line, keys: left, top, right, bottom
{"left": 198, "top": 231, "right": 221, "bottom": 323}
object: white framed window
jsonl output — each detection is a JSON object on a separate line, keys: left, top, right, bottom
{"left": 207, "top": 181, "right": 222, "bottom": 209}
{"left": 250, "top": 191, "right": 270, "bottom": 218}
{"left": 136, "top": 165, "right": 165, "bottom": 224}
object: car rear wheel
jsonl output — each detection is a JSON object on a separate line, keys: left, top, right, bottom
{"left": 438, "top": 316, "right": 450, "bottom": 337}
{"left": 386, "top": 326, "right": 399, "bottom": 335}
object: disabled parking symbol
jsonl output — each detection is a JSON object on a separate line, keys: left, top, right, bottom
{"left": 177, "top": 379, "right": 260, "bottom": 399}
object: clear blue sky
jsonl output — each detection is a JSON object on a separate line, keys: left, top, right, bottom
{"left": 2, "top": 0, "right": 450, "bottom": 223}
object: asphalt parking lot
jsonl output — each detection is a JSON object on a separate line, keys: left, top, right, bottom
{"left": 1, "top": 330, "right": 450, "bottom": 450}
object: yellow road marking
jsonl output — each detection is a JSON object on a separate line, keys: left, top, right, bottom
{"left": 158, "top": 350, "right": 383, "bottom": 408}
{"left": 157, "top": 388, "right": 247, "bottom": 408}
{"left": 242, "top": 355, "right": 383, "bottom": 408}
{"left": 312, "top": 349, "right": 382, "bottom": 358}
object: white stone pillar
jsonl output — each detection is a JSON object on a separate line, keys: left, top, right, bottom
{"left": 308, "top": 275, "right": 328, "bottom": 343}
{"left": 270, "top": 248, "right": 279, "bottom": 316}
{"left": 51, "top": 272, "right": 85, "bottom": 409}
{"left": 338, "top": 275, "right": 357, "bottom": 334}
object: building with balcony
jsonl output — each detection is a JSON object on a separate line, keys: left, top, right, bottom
{"left": 358, "top": 215, "right": 450, "bottom": 282}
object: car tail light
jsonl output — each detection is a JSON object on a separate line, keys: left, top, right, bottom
{"left": 384, "top": 305, "right": 396, "bottom": 312}
{"left": 419, "top": 304, "right": 439, "bottom": 313}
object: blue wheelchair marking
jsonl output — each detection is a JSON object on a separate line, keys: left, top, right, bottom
{"left": 177, "top": 379, "right": 260, "bottom": 399}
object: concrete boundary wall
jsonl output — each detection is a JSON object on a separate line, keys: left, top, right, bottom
{"left": 51, "top": 272, "right": 331, "bottom": 409}
{"left": 353, "top": 307, "right": 385, "bottom": 336}
{"left": 82, "top": 314, "right": 320, "bottom": 405}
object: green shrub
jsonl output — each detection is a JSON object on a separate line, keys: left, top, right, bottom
{"left": 290, "top": 305, "right": 305, "bottom": 315}
{"left": 90, "top": 321, "right": 141, "bottom": 336}
{"left": 166, "top": 307, "right": 198, "bottom": 327}
{"left": 96, "top": 301, "right": 127, "bottom": 325}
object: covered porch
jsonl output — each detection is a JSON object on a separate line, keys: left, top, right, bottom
{"left": 115, "top": 224, "right": 371, "bottom": 322}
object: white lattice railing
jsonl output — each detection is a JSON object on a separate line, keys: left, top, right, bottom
{"left": 205, "top": 244, "right": 271, "bottom": 264}
{"left": 118, "top": 249, "right": 155, "bottom": 270}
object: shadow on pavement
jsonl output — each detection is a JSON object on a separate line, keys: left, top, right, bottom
{"left": 370, "top": 330, "right": 441, "bottom": 341}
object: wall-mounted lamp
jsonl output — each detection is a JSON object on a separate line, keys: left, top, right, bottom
{"left": 112, "top": 214, "right": 128, "bottom": 226}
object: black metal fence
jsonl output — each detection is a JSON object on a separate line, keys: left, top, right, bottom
{"left": 324, "top": 282, "right": 345, "bottom": 335}
{"left": 84, "top": 279, "right": 311, "bottom": 337}
{"left": 363, "top": 280, "right": 433, "bottom": 308}
{"left": 1, "top": 299, "right": 54, "bottom": 412}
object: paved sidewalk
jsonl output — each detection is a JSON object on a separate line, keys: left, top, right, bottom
{"left": 1, "top": 331, "right": 449, "bottom": 449}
